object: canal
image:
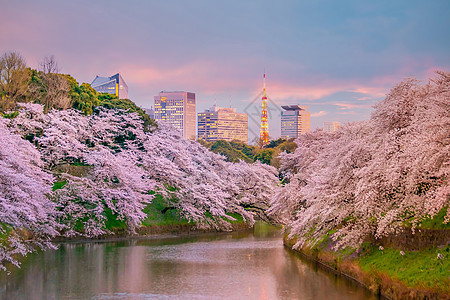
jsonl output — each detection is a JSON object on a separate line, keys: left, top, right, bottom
{"left": 0, "top": 224, "right": 377, "bottom": 299}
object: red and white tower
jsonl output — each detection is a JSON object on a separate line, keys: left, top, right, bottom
{"left": 260, "top": 73, "right": 269, "bottom": 145}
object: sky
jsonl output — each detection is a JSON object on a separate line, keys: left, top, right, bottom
{"left": 1, "top": 0, "right": 449, "bottom": 142}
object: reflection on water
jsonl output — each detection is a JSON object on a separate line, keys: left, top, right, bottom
{"left": 0, "top": 224, "right": 377, "bottom": 300}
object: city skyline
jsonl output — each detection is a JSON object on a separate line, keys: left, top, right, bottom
{"left": 1, "top": 0, "right": 448, "bottom": 140}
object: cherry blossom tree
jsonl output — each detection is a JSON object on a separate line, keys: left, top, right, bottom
{"left": 140, "top": 121, "right": 279, "bottom": 229}
{"left": 6, "top": 104, "right": 279, "bottom": 238}
{"left": 39, "top": 108, "right": 156, "bottom": 237}
{"left": 53, "top": 148, "right": 155, "bottom": 237}
{"left": 270, "top": 72, "right": 450, "bottom": 250}
{"left": 0, "top": 118, "right": 58, "bottom": 271}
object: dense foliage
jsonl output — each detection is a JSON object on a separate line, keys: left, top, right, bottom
{"left": 0, "top": 52, "right": 30, "bottom": 111}
{"left": 0, "top": 103, "right": 279, "bottom": 270}
{"left": 199, "top": 140, "right": 254, "bottom": 163}
{"left": 0, "top": 51, "right": 156, "bottom": 130}
{"left": 0, "top": 117, "right": 58, "bottom": 271}
{"left": 269, "top": 72, "right": 450, "bottom": 250}
{"left": 200, "top": 138, "right": 296, "bottom": 166}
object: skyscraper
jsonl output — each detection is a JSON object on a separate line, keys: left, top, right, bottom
{"left": 154, "top": 91, "right": 196, "bottom": 140}
{"left": 324, "top": 121, "right": 341, "bottom": 132}
{"left": 281, "top": 105, "right": 311, "bottom": 139}
{"left": 260, "top": 73, "right": 269, "bottom": 145}
{"left": 91, "top": 73, "right": 128, "bottom": 99}
{"left": 197, "top": 105, "right": 248, "bottom": 143}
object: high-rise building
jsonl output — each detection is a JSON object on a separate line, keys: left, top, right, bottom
{"left": 197, "top": 105, "right": 248, "bottom": 143}
{"left": 281, "top": 105, "right": 311, "bottom": 139}
{"left": 91, "top": 73, "right": 128, "bottom": 99}
{"left": 324, "top": 121, "right": 341, "bottom": 132}
{"left": 154, "top": 91, "right": 196, "bottom": 139}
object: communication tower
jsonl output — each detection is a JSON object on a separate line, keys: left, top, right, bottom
{"left": 260, "top": 73, "right": 269, "bottom": 145}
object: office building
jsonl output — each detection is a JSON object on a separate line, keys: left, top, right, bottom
{"left": 324, "top": 121, "right": 341, "bottom": 132}
{"left": 91, "top": 73, "right": 128, "bottom": 99}
{"left": 281, "top": 105, "right": 311, "bottom": 138}
{"left": 198, "top": 105, "right": 248, "bottom": 143}
{"left": 154, "top": 91, "right": 196, "bottom": 139}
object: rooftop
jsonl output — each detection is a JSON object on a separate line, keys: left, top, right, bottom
{"left": 91, "top": 76, "right": 115, "bottom": 88}
{"left": 91, "top": 73, "right": 126, "bottom": 88}
{"left": 281, "top": 105, "right": 309, "bottom": 111}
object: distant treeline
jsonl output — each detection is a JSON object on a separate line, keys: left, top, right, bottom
{"left": 198, "top": 138, "right": 297, "bottom": 167}
{"left": 0, "top": 51, "right": 155, "bottom": 129}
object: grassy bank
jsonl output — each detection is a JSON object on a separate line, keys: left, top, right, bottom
{"left": 359, "top": 244, "right": 449, "bottom": 294}
{"left": 284, "top": 233, "right": 450, "bottom": 299}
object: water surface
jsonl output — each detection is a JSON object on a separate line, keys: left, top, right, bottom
{"left": 0, "top": 225, "right": 377, "bottom": 299}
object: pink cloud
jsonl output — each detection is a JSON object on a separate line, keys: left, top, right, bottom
{"left": 367, "top": 58, "right": 443, "bottom": 89}
{"left": 338, "top": 111, "right": 359, "bottom": 115}
{"left": 120, "top": 60, "right": 391, "bottom": 101}
{"left": 269, "top": 84, "right": 341, "bottom": 101}
{"left": 348, "top": 87, "right": 386, "bottom": 98}
{"left": 356, "top": 96, "right": 372, "bottom": 101}
{"left": 117, "top": 58, "right": 443, "bottom": 106}
{"left": 311, "top": 111, "right": 328, "bottom": 117}
{"left": 252, "top": 80, "right": 389, "bottom": 104}
{"left": 334, "top": 103, "right": 372, "bottom": 110}
{"left": 119, "top": 60, "right": 251, "bottom": 94}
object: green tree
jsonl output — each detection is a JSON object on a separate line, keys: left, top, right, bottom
{"left": 29, "top": 56, "right": 72, "bottom": 113}
{"left": 66, "top": 76, "right": 99, "bottom": 115}
{"left": 253, "top": 148, "right": 275, "bottom": 165}
{"left": 209, "top": 140, "right": 252, "bottom": 162}
{"left": 266, "top": 138, "right": 286, "bottom": 149}
{"left": 0, "top": 51, "right": 30, "bottom": 112}
{"left": 230, "top": 141, "right": 256, "bottom": 161}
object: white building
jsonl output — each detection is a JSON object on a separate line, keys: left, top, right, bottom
{"left": 324, "top": 121, "right": 341, "bottom": 133}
